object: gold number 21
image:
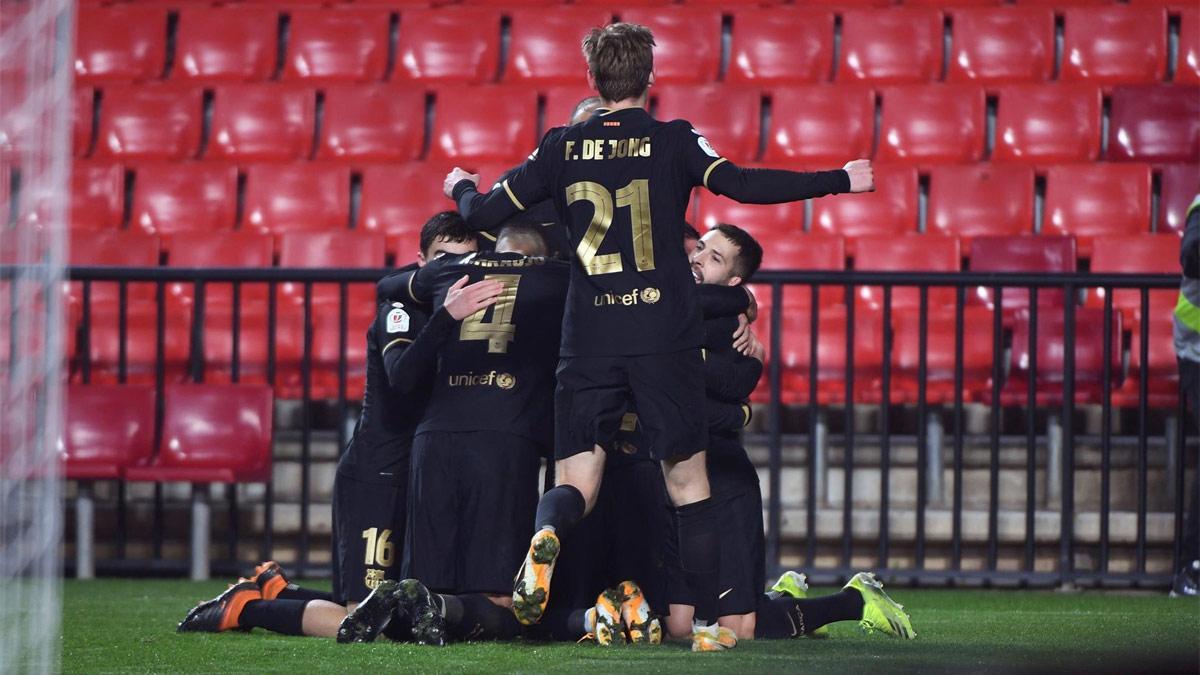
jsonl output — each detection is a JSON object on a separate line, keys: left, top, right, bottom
{"left": 566, "top": 179, "right": 655, "bottom": 275}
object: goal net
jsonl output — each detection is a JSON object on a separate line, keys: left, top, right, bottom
{"left": 1, "top": 0, "right": 73, "bottom": 672}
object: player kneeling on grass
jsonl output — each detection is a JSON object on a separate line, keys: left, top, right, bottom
{"left": 176, "top": 215, "right": 500, "bottom": 638}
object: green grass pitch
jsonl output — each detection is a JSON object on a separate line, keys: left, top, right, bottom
{"left": 62, "top": 579, "right": 1199, "bottom": 673}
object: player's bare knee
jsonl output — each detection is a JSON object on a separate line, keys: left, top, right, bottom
{"left": 555, "top": 445, "right": 607, "bottom": 512}
{"left": 661, "top": 451, "right": 711, "bottom": 506}
{"left": 484, "top": 594, "right": 512, "bottom": 608}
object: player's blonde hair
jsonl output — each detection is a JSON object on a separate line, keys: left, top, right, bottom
{"left": 581, "top": 23, "right": 655, "bottom": 104}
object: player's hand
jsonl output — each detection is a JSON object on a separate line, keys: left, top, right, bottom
{"left": 443, "top": 168, "right": 480, "bottom": 199}
{"left": 743, "top": 286, "right": 758, "bottom": 323}
{"left": 732, "top": 314, "right": 751, "bottom": 350}
{"left": 740, "top": 328, "right": 765, "bottom": 362}
{"left": 843, "top": 159, "right": 874, "bottom": 193}
{"left": 443, "top": 275, "right": 503, "bottom": 320}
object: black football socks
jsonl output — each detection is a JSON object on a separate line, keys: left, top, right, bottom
{"left": 438, "top": 594, "right": 523, "bottom": 641}
{"left": 238, "top": 599, "right": 308, "bottom": 636}
{"left": 276, "top": 584, "right": 336, "bottom": 603}
{"left": 535, "top": 485, "right": 586, "bottom": 534}
{"left": 754, "top": 589, "right": 865, "bottom": 639}
{"left": 676, "top": 497, "right": 721, "bottom": 626}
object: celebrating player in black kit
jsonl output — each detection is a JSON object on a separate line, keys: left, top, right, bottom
{"left": 442, "top": 22, "right": 874, "bottom": 651}
{"left": 339, "top": 224, "right": 570, "bottom": 645}
{"left": 178, "top": 213, "right": 494, "bottom": 639}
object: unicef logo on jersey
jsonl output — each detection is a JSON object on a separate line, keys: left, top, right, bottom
{"left": 640, "top": 287, "right": 661, "bottom": 304}
{"left": 447, "top": 371, "right": 517, "bottom": 389}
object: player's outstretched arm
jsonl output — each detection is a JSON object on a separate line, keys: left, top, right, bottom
{"left": 705, "top": 158, "right": 874, "bottom": 204}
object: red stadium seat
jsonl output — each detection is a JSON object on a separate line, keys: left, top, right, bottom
{"left": 853, "top": 234, "right": 961, "bottom": 311}
{"left": 754, "top": 233, "right": 845, "bottom": 310}
{"left": 878, "top": 85, "right": 986, "bottom": 164}
{"left": 316, "top": 86, "right": 425, "bottom": 163}
{"left": 173, "top": 7, "right": 278, "bottom": 82}
{"left": 67, "top": 231, "right": 192, "bottom": 385}
{"left": 130, "top": 163, "right": 237, "bottom": 236}
{"left": 74, "top": 87, "right": 94, "bottom": 157}
{"left": 74, "top": 6, "right": 167, "bottom": 83}
{"left": 993, "top": 84, "right": 1102, "bottom": 164}
{"left": 1087, "top": 233, "right": 1179, "bottom": 313}
{"left": 1111, "top": 297, "right": 1178, "bottom": 408}
{"left": 727, "top": 8, "right": 835, "bottom": 85}
{"left": 1000, "top": 308, "right": 1123, "bottom": 406}
{"left": 243, "top": 164, "right": 351, "bottom": 235}
{"left": 275, "top": 231, "right": 384, "bottom": 400}
{"left": 865, "top": 307, "right": 995, "bottom": 405}
{"left": 1179, "top": 9, "right": 1199, "bottom": 85}
{"left": 1043, "top": 164, "right": 1152, "bottom": 256}
{"left": 810, "top": 165, "right": 918, "bottom": 249}
{"left": 777, "top": 305, "right": 885, "bottom": 406}
{"left": 654, "top": 85, "right": 760, "bottom": 163}
{"left": 838, "top": 9, "right": 943, "bottom": 84}
{"left": 69, "top": 162, "right": 124, "bottom": 232}
{"left": 62, "top": 384, "right": 156, "bottom": 480}
{"left": 394, "top": 8, "right": 501, "bottom": 84}
{"left": 282, "top": 8, "right": 390, "bottom": 83}
{"left": 946, "top": 8, "right": 1055, "bottom": 83}
{"left": 166, "top": 231, "right": 275, "bottom": 385}
{"left": 621, "top": 9, "right": 722, "bottom": 84}
{"left": 695, "top": 192, "right": 803, "bottom": 236}
{"left": 429, "top": 86, "right": 537, "bottom": 163}
{"left": 1061, "top": 8, "right": 1167, "bottom": 85}
{"left": 1107, "top": 85, "right": 1200, "bottom": 163}
{"left": 358, "top": 163, "right": 453, "bottom": 260}
{"left": 927, "top": 164, "right": 1035, "bottom": 242}
{"left": 208, "top": 85, "right": 315, "bottom": 161}
{"left": 505, "top": 9, "right": 613, "bottom": 85}
{"left": 763, "top": 85, "right": 875, "bottom": 164}
{"left": 542, "top": 84, "right": 600, "bottom": 131}
{"left": 968, "top": 235, "right": 1076, "bottom": 315}
{"left": 1159, "top": 164, "right": 1200, "bottom": 236}
{"left": 125, "top": 384, "right": 274, "bottom": 484}
{"left": 94, "top": 85, "right": 203, "bottom": 160}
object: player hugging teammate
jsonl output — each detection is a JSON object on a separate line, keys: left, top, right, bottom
{"left": 177, "top": 20, "right": 915, "bottom": 651}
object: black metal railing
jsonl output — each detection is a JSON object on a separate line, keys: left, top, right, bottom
{"left": 8, "top": 264, "right": 1189, "bottom": 584}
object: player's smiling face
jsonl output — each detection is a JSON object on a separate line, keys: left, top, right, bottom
{"left": 690, "top": 230, "right": 742, "bottom": 287}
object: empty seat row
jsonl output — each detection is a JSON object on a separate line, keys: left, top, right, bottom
{"left": 746, "top": 233, "right": 1178, "bottom": 407}
{"left": 45, "top": 161, "right": 1195, "bottom": 250}
{"left": 699, "top": 163, "right": 1195, "bottom": 253}
{"left": 65, "top": 229, "right": 389, "bottom": 399}
{"left": 54, "top": 82, "right": 1200, "bottom": 166}
{"left": 75, "top": 6, "right": 1200, "bottom": 86}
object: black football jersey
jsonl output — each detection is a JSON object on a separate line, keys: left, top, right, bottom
{"left": 454, "top": 107, "right": 849, "bottom": 358}
{"left": 402, "top": 251, "right": 570, "bottom": 452}
{"left": 336, "top": 295, "right": 431, "bottom": 486}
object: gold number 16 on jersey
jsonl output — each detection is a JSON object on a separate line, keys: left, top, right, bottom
{"left": 567, "top": 179, "right": 655, "bottom": 275}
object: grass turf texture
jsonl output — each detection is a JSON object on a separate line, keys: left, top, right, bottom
{"left": 64, "top": 579, "right": 1199, "bottom": 673}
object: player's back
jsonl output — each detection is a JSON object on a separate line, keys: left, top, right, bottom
{"left": 537, "top": 107, "right": 714, "bottom": 358}
{"left": 415, "top": 252, "right": 569, "bottom": 452}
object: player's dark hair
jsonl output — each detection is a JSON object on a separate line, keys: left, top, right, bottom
{"left": 419, "top": 211, "right": 473, "bottom": 256}
{"left": 581, "top": 23, "right": 655, "bottom": 104}
{"left": 497, "top": 222, "right": 548, "bottom": 257}
{"left": 570, "top": 96, "right": 603, "bottom": 125}
{"left": 713, "top": 223, "right": 763, "bottom": 283}
{"left": 683, "top": 222, "right": 701, "bottom": 243}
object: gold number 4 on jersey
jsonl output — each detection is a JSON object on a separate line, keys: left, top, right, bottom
{"left": 460, "top": 274, "right": 521, "bottom": 353}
